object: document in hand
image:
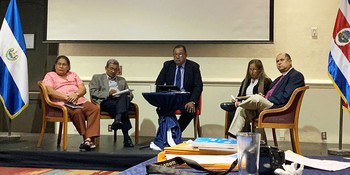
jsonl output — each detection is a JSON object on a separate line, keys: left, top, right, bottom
{"left": 112, "top": 89, "right": 134, "bottom": 97}
{"left": 64, "top": 102, "right": 84, "bottom": 109}
{"left": 231, "top": 95, "right": 250, "bottom": 101}
{"left": 192, "top": 137, "right": 237, "bottom": 152}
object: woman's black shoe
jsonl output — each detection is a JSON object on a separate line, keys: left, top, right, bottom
{"left": 220, "top": 102, "right": 236, "bottom": 112}
{"left": 79, "top": 141, "right": 92, "bottom": 151}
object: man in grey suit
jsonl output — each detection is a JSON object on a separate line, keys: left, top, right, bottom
{"left": 89, "top": 59, "right": 134, "bottom": 147}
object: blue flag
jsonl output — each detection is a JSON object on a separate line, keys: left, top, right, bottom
{"left": 0, "top": 0, "right": 28, "bottom": 119}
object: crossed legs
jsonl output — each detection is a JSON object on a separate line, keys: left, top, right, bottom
{"left": 228, "top": 95, "right": 273, "bottom": 136}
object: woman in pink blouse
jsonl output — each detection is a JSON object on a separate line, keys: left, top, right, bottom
{"left": 42, "top": 55, "right": 100, "bottom": 151}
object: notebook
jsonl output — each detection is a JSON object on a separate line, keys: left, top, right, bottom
{"left": 157, "top": 85, "right": 180, "bottom": 92}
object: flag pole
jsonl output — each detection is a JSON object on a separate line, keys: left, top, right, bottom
{"left": 328, "top": 97, "right": 350, "bottom": 156}
{"left": 0, "top": 104, "right": 20, "bottom": 141}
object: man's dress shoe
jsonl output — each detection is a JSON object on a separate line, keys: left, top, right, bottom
{"left": 124, "top": 137, "right": 134, "bottom": 147}
{"left": 111, "top": 120, "right": 123, "bottom": 130}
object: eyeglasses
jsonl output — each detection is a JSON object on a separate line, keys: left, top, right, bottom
{"left": 173, "top": 53, "right": 186, "bottom": 57}
{"left": 56, "top": 63, "right": 68, "bottom": 67}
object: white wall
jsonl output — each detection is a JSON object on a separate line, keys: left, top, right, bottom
{"left": 55, "top": 0, "right": 350, "bottom": 144}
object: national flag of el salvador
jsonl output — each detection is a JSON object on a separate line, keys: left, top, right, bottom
{"left": 0, "top": 0, "right": 28, "bottom": 119}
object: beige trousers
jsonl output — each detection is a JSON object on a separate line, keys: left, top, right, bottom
{"left": 228, "top": 95, "right": 273, "bottom": 135}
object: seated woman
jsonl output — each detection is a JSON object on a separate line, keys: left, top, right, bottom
{"left": 42, "top": 55, "right": 100, "bottom": 151}
{"left": 221, "top": 59, "right": 271, "bottom": 134}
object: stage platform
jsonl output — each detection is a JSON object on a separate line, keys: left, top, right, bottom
{"left": 0, "top": 132, "right": 349, "bottom": 172}
{"left": 0, "top": 133, "right": 159, "bottom": 171}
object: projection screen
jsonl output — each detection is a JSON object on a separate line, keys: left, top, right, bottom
{"left": 47, "top": 0, "right": 273, "bottom": 42}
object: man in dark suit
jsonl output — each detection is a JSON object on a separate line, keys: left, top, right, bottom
{"left": 89, "top": 59, "right": 134, "bottom": 147}
{"left": 155, "top": 45, "right": 203, "bottom": 132}
{"left": 228, "top": 53, "right": 305, "bottom": 136}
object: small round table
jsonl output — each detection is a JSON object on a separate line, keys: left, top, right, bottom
{"left": 142, "top": 92, "right": 190, "bottom": 150}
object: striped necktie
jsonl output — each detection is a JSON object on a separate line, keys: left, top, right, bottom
{"left": 265, "top": 75, "right": 284, "bottom": 99}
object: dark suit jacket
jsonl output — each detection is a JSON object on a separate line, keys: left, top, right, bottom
{"left": 268, "top": 68, "right": 305, "bottom": 108}
{"left": 155, "top": 59, "right": 203, "bottom": 104}
{"left": 237, "top": 78, "right": 272, "bottom": 97}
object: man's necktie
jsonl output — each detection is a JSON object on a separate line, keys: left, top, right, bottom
{"left": 265, "top": 75, "right": 284, "bottom": 99}
{"left": 175, "top": 66, "right": 182, "bottom": 89}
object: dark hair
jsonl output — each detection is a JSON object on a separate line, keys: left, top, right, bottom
{"left": 173, "top": 45, "right": 187, "bottom": 54}
{"left": 240, "top": 59, "right": 270, "bottom": 94}
{"left": 105, "top": 59, "right": 119, "bottom": 68}
{"left": 52, "top": 55, "right": 70, "bottom": 72}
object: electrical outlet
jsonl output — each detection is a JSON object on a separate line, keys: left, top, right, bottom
{"left": 311, "top": 27, "right": 318, "bottom": 39}
{"left": 321, "top": 132, "right": 327, "bottom": 140}
{"left": 108, "top": 125, "right": 112, "bottom": 132}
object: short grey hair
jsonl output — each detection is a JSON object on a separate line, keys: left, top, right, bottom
{"left": 105, "top": 59, "right": 119, "bottom": 68}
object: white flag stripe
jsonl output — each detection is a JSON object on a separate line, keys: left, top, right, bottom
{"left": 340, "top": 0, "right": 350, "bottom": 25}
{"left": 330, "top": 39, "right": 350, "bottom": 85}
{"left": 0, "top": 20, "right": 28, "bottom": 103}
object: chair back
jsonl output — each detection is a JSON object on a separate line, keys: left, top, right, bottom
{"left": 195, "top": 95, "right": 202, "bottom": 116}
{"left": 38, "top": 81, "right": 68, "bottom": 118}
{"left": 258, "top": 85, "right": 309, "bottom": 125}
{"left": 38, "top": 81, "right": 48, "bottom": 117}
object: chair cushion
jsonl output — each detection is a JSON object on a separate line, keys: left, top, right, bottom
{"left": 261, "top": 113, "right": 294, "bottom": 124}
{"left": 46, "top": 106, "right": 64, "bottom": 118}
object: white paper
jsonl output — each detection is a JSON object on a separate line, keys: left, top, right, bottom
{"left": 165, "top": 153, "right": 238, "bottom": 164}
{"left": 285, "top": 150, "right": 350, "bottom": 171}
{"left": 112, "top": 89, "right": 133, "bottom": 96}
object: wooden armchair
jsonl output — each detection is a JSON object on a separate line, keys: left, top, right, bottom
{"left": 96, "top": 102, "right": 139, "bottom": 144}
{"left": 256, "top": 85, "right": 309, "bottom": 154}
{"left": 37, "top": 81, "right": 70, "bottom": 151}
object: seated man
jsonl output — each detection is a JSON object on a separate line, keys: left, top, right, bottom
{"left": 155, "top": 45, "right": 203, "bottom": 132}
{"left": 89, "top": 59, "right": 134, "bottom": 147}
{"left": 228, "top": 53, "right": 305, "bottom": 137}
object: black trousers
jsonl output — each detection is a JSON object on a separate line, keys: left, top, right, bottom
{"left": 178, "top": 110, "right": 195, "bottom": 132}
{"left": 100, "top": 94, "right": 132, "bottom": 132}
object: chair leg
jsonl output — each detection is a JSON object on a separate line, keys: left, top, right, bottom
{"left": 63, "top": 122, "right": 68, "bottom": 151}
{"left": 37, "top": 121, "right": 47, "bottom": 147}
{"left": 57, "top": 122, "right": 63, "bottom": 146}
{"left": 135, "top": 117, "right": 139, "bottom": 144}
{"left": 193, "top": 115, "right": 201, "bottom": 138}
{"left": 290, "top": 128, "right": 301, "bottom": 154}
{"left": 197, "top": 116, "right": 201, "bottom": 137}
{"left": 224, "top": 112, "right": 229, "bottom": 138}
{"left": 95, "top": 137, "right": 100, "bottom": 146}
{"left": 193, "top": 117, "right": 197, "bottom": 138}
{"left": 272, "top": 128, "right": 278, "bottom": 147}
{"left": 114, "top": 129, "right": 117, "bottom": 143}
{"left": 255, "top": 128, "right": 267, "bottom": 144}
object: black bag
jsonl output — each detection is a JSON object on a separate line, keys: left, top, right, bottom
{"left": 259, "top": 145, "right": 285, "bottom": 174}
